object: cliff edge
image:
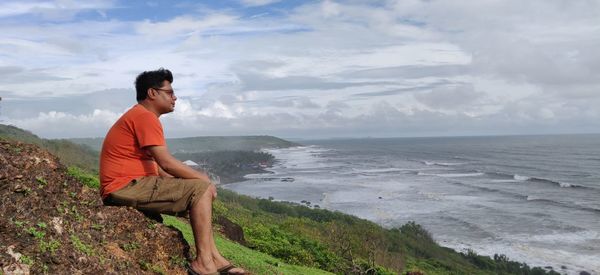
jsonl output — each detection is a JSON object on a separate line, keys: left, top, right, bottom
{"left": 0, "top": 139, "right": 190, "bottom": 274}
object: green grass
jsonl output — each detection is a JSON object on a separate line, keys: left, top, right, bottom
{"left": 162, "top": 215, "right": 332, "bottom": 275}
{"left": 70, "top": 234, "right": 95, "bottom": 256}
{"left": 67, "top": 166, "right": 100, "bottom": 189}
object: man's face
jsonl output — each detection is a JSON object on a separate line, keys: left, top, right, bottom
{"left": 153, "top": 80, "right": 177, "bottom": 114}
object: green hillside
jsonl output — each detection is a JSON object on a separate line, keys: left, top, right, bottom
{"left": 0, "top": 124, "right": 99, "bottom": 172}
{"left": 70, "top": 135, "right": 300, "bottom": 153}
{"left": 3, "top": 124, "right": 561, "bottom": 275}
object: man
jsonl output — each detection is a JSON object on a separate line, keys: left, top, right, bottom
{"left": 100, "top": 68, "right": 245, "bottom": 275}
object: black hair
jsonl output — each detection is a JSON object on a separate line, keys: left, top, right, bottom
{"left": 135, "top": 68, "right": 173, "bottom": 102}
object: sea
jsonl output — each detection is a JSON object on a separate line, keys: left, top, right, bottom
{"left": 222, "top": 134, "right": 600, "bottom": 274}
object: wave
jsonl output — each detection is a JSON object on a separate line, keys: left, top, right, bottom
{"left": 488, "top": 172, "right": 591, "bottom": 189}
{"left": 513, "top": 174, "right": 531, "bottom": 181}
{"left": 418, "top": 172, "right": 485, "bottom": 178}
{"left": 525, "top": 197, "right": 600, "bottom": 215}
{"left": 527, "top": 176, "right": 588, "bottom": 189}
{"left": 440, "top": 216, "right": 496, "bottom": 239}
{"left": 452, "top": 182, "right": 600, "bottom": 215}
{"left": 353, "top": 167, "right": 408, "bottom": 173}
{"left": 421, "top": 160, "right": 466, "bottom": 167}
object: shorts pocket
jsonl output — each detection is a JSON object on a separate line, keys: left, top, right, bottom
{"left": 149, "top": 179, "right": 182, "bottom": 203}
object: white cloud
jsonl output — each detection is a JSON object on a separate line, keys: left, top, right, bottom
{"left": 7, "top": 109, "right": 121, "bottom": 138}
{"left": 0, "top": 0, "right": 116, "bottom": 20}
{"left": 2, "top": 0, "right": 600, "bottom": 138}
{"left": 135, "top": 14, "right": 238, "bottom": 37}
{"left": 239, "top": 0, "right": 280, "bottom": 7}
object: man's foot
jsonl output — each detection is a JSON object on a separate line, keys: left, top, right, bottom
{"left": 215, "top": 261, "right": 246, "bottom": 274}
{"left": 187, "top": 264, "right": 218, "bottom": 275}
{"left": 188, "top": 258, "right": 217, "bottom": 275}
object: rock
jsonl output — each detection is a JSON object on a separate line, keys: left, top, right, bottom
{"left": 51, "top": 217, "right": 63, "bottom": 235}
{"left": 6, "top": 245, "right": 22, "bottom": 261}
{"left": 216, "top": 216, "right": 246, "bottom": 246}
{"left": 0, "top": 140, "right": 189, "bottom": 274}
{"left": 96, "top": 212, "right": 106, "bottom": 220}
{"left": 580, "top": 271, "right": 591, "bottom": 275}
{"left": 2, "top": 263, "right": 30, "bottom": 275}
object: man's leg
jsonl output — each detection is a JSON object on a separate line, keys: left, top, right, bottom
{"left": 208, "top": 227, "right": 246, "bottom": 274}
{"left": 109, "top": 177, "right": 244, "bottom": 273}
{"left": 189, "top": 184, "right": 218, "bottom": 274}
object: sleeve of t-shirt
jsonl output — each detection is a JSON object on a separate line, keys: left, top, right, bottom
{"left": 133, "top": 112, "right": 166, "bottom": 148}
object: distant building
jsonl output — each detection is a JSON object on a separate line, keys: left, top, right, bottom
{"left": 183, "top": 160, "right": 198, "bottom": 167}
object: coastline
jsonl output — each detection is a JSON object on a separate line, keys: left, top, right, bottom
{"left": 220, "top": 148, "right": 596, "bottom": 275}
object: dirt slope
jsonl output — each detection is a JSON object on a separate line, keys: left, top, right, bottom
{"left": 0, "top": 139, "right": 189, "bottom": 274}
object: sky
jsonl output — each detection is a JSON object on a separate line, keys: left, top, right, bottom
{"left": 0, "top": 0, "right": 599, "bottom": 139}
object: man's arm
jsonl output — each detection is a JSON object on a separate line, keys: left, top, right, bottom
{"left": 146, "top": 145, "right": 212, "bottom": 183}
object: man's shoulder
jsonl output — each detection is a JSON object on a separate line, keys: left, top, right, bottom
{"left": 122, "top": 104, "right": 156, "bottom": 121}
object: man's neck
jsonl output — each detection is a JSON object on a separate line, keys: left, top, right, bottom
{"left": 139, "top": 101, "right": 161, "bottom": 117}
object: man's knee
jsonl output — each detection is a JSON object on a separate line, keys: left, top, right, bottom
{"left": 190, "top": 182, "right": 215, "bottom": 207}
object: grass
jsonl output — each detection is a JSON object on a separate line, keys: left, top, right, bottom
{"left": 162, "top": 215, "right": 333, "bottom": 275}
{"left": 70, "top": 234, "right": 95, "bottom": 256}
{"left": 67, "top": 166, "right": 100, "bottom": 189}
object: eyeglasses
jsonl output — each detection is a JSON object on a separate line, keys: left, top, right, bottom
{"left": 153, "top": 88, "right": 176, "bottom": 98}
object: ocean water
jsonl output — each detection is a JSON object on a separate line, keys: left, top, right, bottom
{"left": 223, "top": 135, "right": 600, "bottom": 274}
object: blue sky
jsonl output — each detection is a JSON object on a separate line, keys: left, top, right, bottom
{"left": 1, "top": 0, "right": 599, "bottom": 138}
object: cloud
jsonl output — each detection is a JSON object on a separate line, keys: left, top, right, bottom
{"left": 414, "top": 84, "right": 484, "bottom": 110}
{"left": 1, "top": 0, "right": 600, "bottom": 138}
{"left": 135, "top": 14, "right": 238, "bottom": 37}
{"left": 1, "top": 89, "right": 135, "bottom": 119}
{"left": 0, "top": 0, "right": 116, "bottom": 20}
{"left": 341, "top": 64, "right": 471, "bottom": 80}
{"left": 6, "top": 109, "right": 121, "bottom": 138}
{"left": 236, "top": 69, "right": 395, "bottom": 91}
{"left": 239, "top": 0, "right": 280, "bottom": 7}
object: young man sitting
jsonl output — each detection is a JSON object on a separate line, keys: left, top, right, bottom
{"left": 99, "top": 68, "right": 246, "bottom": 275}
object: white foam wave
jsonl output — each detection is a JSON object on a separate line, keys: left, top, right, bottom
{"left": 418, "top": 172, "right": 485, "bottom": 178}
{"left": 559, "top": 182, "right": 574, "bottom": 188}
{"left": 422, "top": 160, "right": 465, "bottom": 166}
{"left": 353, "top": 168, "right": 406, "bottom": 173}
{"left": 514, "top": 174, "right": 531, "bottom": 181}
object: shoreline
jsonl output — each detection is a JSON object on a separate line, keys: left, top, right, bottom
{"left": 220, "top": 157, "right": 595, "bottom": 275}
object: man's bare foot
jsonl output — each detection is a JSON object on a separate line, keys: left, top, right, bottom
{"left": 214, "top": 256, "right": 246, "bottom": 274}
{"left": 190, "top": 257, "right": 217, "bottom": 274}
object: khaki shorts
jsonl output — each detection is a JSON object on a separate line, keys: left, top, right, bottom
{"left": 105, "top": 176, "right": 211, "bottom": 215}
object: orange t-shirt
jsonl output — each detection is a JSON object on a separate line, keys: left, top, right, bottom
{"left": 99, "top": 104, "right": 166, "bottom": 198}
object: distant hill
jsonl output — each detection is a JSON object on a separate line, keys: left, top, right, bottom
{"left": 0, "top": 124, "right": 98, "bottom": 172}
{"left": 70, "top": 135, "right": 300, "bottom": 153}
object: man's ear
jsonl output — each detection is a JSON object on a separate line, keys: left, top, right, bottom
{"left": 146, "top": 88, "right": 157, "bottom": 99}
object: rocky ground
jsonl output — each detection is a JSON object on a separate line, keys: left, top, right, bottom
{"left": 0, "top": 139, "right": 190, "bottom": 274}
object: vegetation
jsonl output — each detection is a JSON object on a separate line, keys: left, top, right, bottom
{"left": 163, "top": 215, "right": 332, "bottom": 275}
{"left": 4, "top": 124, "right": 561, "bottom": 274}
{"left": 67, "top": 166, "right": 100, "bottom": 189}
{"left": 211, "top": 188, "right": 560, "bottom": 275}
{"left": 70, "top": 135, "right": 300, "bottom": 152}
{"left": 0, "top": 124, "right": 99, "bottom": 173}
